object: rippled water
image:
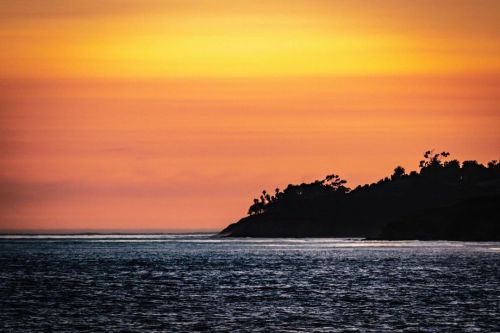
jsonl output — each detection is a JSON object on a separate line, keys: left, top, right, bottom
{"left": 0, "top": 235, "right": 499, "bottom": 332}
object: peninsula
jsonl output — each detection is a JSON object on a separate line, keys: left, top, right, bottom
{"left": 220, "top": 151, "right": 500, "bottom": 240}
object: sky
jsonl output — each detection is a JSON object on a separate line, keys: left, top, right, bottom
{"left": 1, "top": 0, "right": 499, "bottom": 232}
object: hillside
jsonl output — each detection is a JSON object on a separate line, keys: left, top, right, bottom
{"left": 219, "top": 151, "right": 500, "bottom": 240}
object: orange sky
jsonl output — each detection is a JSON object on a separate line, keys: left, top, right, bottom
{"left": 1, "top": 1, "right": 499, "bottom": 232}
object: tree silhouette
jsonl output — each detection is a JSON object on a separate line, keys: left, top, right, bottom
{"left": 419, "top": 150, "right": 450, "bottom": 169}
{"left": 391, "top": 166, "right": 406, "bottom": 180}
{"left": 487, "top": 160, "right": 499, "bottom": 169}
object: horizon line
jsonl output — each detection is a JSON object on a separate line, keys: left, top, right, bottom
{"left": 0, "top": 229, "right": 219, "bottom": 235}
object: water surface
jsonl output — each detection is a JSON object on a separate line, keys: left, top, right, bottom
{"left": 1, "top": 235, "right": 499, "bottom": 332}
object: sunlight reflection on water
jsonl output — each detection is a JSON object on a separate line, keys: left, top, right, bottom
{"left": 0, "top": 234, "right": 499, "bottom": 332}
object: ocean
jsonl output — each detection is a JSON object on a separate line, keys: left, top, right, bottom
{"left": 0, "top": 234, "right": 499, "bottom": 332}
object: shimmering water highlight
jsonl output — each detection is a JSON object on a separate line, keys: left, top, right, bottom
{"left": 1, "top": 235, "right": 499, "bottom": 332}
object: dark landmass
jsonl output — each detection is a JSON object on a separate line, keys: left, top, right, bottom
{"left": 220, "top": 151, "right": 500, "bottom": 240}
{"left": 377, "top": 195, "right": 499, "bottom": 241}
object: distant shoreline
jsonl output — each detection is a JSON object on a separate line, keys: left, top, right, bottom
{"left": 0, "top": 231, "right": 218, "bottom": 236}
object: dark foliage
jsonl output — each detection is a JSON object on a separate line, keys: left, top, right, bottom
{"left": 220, "top": 151, "right": 500, "bottom": 240}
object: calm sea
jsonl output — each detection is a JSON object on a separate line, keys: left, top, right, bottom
{"left": 0, "top": 235, "right": 499, "bottom": 332}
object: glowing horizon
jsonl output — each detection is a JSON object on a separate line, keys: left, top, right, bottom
{"left": 1, "top": 0, "right": 499, "bottom": 231}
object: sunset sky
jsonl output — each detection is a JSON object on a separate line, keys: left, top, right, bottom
{"left": 1, "top": 0, "right": 499, "bottom": 232}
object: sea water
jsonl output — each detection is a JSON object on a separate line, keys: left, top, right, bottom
{"left": 0, "top": 235, "right": 499, "bottom": 332}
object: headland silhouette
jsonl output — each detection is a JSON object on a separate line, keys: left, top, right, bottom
{"left": 220, "top": 151, "right": 500, "bottom": 240}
